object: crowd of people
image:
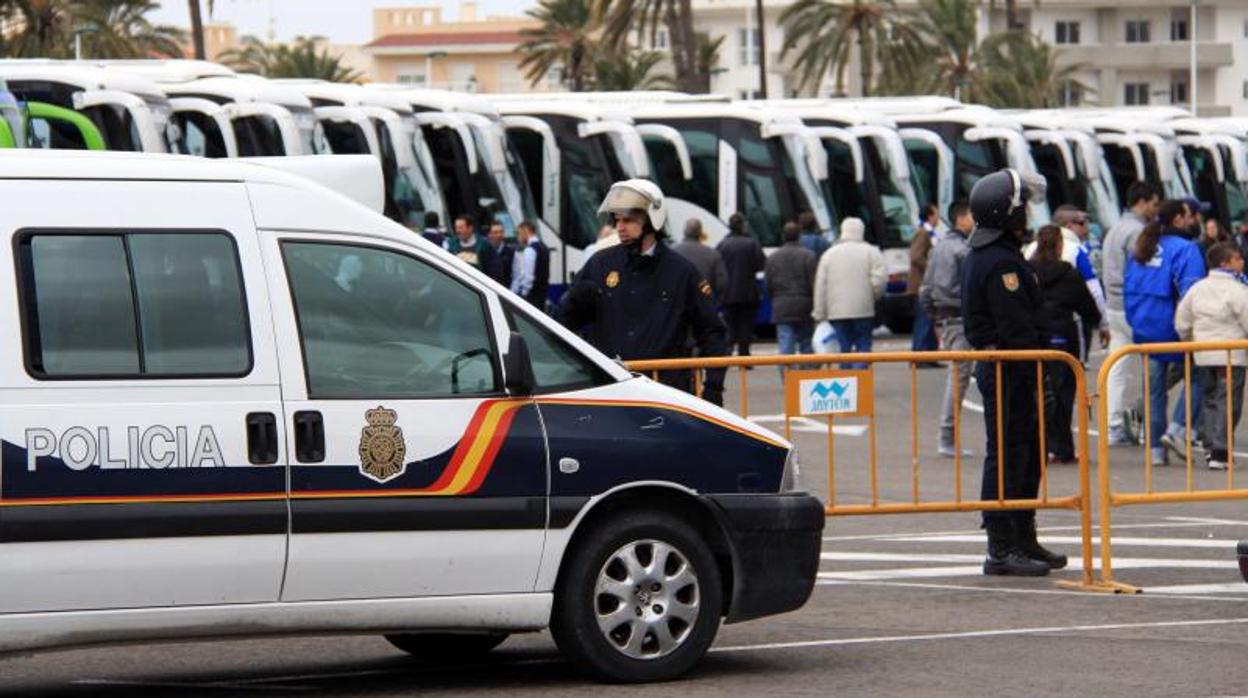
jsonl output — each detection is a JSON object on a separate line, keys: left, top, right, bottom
{"left": 426, "top": 172, "right": 1248, "bottom": 579}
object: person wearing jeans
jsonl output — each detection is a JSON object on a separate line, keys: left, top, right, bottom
{"left": 765, "top": 222, "right": 817, "bottom": 378}
{"left": 921, "top": 200, "right": 975, "bottom": 457}
{"left": 1123, "top": 200, "right": 1207, "bottom": 464}
{"left": 1101, "top": 182, "right": 1162, "bottom": 443}
{"left": 830, "top": 317, "right": 874, "bottom": 369}
{"left": 813, "top": 217, "right": 886, "bottom": 371}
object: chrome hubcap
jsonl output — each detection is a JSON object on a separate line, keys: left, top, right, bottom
{"left": 594, "top": 539, "right": 700, "bottom": 660}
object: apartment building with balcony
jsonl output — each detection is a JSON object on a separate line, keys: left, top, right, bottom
{"left": 362, "top": 2, "right": 560, "bottom": 93}
{"left": 690, "top": 0, "right": 1248, "bottom": 115}
{"left": 1011, "top": 0, "right": 1246, "bottom": 115}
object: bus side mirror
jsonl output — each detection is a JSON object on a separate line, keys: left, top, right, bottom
{"left": 504, "top": 332, "right": 535, "bottom": 397}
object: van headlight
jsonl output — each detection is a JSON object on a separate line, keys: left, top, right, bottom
{"left": 779, "top": 447, "right": 802, "bottom": 492}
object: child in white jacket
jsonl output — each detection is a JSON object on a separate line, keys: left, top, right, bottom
{"left": 1175, "top": 242, "right": 1248, "bottom": 470}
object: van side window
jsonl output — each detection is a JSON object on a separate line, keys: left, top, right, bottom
{"left": 281, "top": 241, "right": 500, "bottom": 399}
{"left": 19, "top": 232, "right": 251, "bottom": 378}
{"left": 504, "top": 302, "right": 614, "bottom": 393}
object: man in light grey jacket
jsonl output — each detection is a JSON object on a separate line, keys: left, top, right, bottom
{"left": 1100, "top": 181, "right": 1161, "bottom": 444}
{"left": 813, "top": 217, "right": 886, "bottom": 368}
{"left": 920, "top": 200, "right": 975, "bottom": 457}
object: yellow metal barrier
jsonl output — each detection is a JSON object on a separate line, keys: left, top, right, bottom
{"left": 1094, "top": 339, "right": 1248, "bottom": 593}
{"left": 628, "top": 349, "right": 1097, "bottom": 589}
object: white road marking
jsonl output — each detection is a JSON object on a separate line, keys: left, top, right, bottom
{"left": 816, "top": 579, "right": 1248, "bottom": 602}
{"left": 819, "top": 556, "right": 1232, "bottom": 581}
{"left": 821, "top": 520, "right": 1242, "bottom": 543}
{"left": 1145, "top": 582, "right": 1248, "bottom": 594}
{"left": 878, "top": 534, "right": 1240, "bottom": 548}
{"left": 710, "top": 617, "right": 1248, "bottom": 653}
{"left": 1166, "top": 515, "right": 1248, "bottom": 526}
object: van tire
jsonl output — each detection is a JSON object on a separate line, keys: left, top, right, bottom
{"left": 384, "top": 632, "right": 508, "bottom": 659}
{"left": 551, "top": 510, "right": 723, "bottom": 682}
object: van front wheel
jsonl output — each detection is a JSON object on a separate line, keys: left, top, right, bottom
{"left": 551, "top": 510, "right": 723, "bottom": 682}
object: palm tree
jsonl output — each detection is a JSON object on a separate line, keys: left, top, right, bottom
{"left": 188, "top": 0, "right": 206, "bottom": 59}
{"left": 3, "top": 0, "right": 75, "bottom": 57}
{"left": 220, "top": 35, "right": 362, "bottom": 82}
{"left": 779, "top": 0, "right": 896, "bottom": 97}
{"left": 2, "top": 0, "right": 184, "bottom": 59}
{"left": 77, "top": 0, "right": 186, "bottom": 59}
{"left": 695, "top": 32, "right": 724, "bottom": 77}
{"left": 875, "top": 0, "right": 991, "bottom": 100}
{"left": 976, "top": 31, "right": 1092, "bottom": 108}
{"left": 517, "top": 0, "right": 598, "bottom": 92}
{"left": 597, "top": 0, "right": 704, "bottom": 93}
{"left": 593, "top": 49, "right": 673, "bottom": 90}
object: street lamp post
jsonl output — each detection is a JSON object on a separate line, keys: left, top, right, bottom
{"left": 72, "top": 24, "right": 95, "bottom": 61}
{"left": 1189, "top": 0, "right": 1197, "bottom": 115}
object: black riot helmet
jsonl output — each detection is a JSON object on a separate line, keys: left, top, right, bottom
{"left": 968, "top": 168, "right": 1046, "bottom": 247}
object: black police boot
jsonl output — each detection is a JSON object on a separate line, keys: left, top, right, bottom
{"left": 983, "top": 519, "right": 1050, "bottom": 577}
{"left": 1014, "top": 517, "right": 1067, "bottom": 570}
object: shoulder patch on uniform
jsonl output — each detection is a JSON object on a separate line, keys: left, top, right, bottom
{"left": 699, "top": 279, "right": 712, "bottom": 297}
{"left": 1002, "top": 272, "right": 1020, "bottom": 292}
{"left": 605, "top": 270, "right": 620, "bottom": 288}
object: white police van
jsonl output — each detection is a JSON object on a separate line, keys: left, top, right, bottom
{"left": 0, "top": 150, "right": 822, "bottom": 682}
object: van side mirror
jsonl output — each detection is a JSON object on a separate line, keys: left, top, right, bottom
{"left": 504, "top": 332, "right": 535, "bottom": 397}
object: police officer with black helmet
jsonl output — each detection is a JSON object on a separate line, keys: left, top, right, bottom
{"left": 962, "top": 168, "right": 1067, "bottom": 577}
{"left": 558, "top": 179, "right": 727, "bottom": 405}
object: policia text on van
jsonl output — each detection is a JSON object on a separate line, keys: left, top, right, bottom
{"left": 0, "top": 151, "right": 823, "bottom": 683}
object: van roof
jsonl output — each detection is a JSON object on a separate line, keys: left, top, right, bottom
{"left": 0, "top": 148, "right": 376, "bottom": 198}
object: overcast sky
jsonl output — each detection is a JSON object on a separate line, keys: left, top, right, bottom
{"left": 149, "top": 0, "right": 538, "bottom": 45}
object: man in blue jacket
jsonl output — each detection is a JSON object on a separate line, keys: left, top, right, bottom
{"left": 1124, "top": 199, "right": 1206, "bottom": 464}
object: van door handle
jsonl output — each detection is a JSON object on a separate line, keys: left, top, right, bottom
{"left": 293, "top": 411, "right": 325, "bottom": 463}
{"left": 245, "top": 412, "right": 278, "bottom": 465}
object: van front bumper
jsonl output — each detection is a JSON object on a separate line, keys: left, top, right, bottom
{"left": 706, "top": 493, "right": 825, "bottom": 623}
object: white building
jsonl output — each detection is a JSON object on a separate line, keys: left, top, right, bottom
{"left": 690, "top": 0, "right": 1248, "bottom": 116}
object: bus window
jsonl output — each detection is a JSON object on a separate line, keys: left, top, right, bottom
{"left": 233, "top": 115, "right": 285, "bottom": 156}
{"left": 954, "top": 137, "right": 1001, "bottom": 199}
{"left": 644, "top": 124, "right": 718, "bottom": 215}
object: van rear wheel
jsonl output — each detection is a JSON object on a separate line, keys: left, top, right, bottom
{"left": 551, "top": 510, "right": 723, "bottom": 682}
{"left": 384, "top": 632, "right": 508, "bottom": 660}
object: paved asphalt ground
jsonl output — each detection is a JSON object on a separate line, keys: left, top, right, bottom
{"left": 4, "top": 336, "right": 1248, "bottom": 696}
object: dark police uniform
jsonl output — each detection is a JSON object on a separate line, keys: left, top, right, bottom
{"left": 961, "top": 228, "right": 1045, "bottom": 530}
{"left": 557, "top": 241, "right": 727, "bottom": 400}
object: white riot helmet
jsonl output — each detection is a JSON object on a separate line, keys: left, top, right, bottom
{"left": 598, "top": 179, "right": 667, "bottom": 232}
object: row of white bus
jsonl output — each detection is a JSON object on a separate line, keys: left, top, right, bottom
{"left": 2, "top": 58, "right": 1246, "bottom": 329}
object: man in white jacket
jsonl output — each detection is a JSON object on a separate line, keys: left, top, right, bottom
{"left": 813, "top": 217, "right": 886, "bottom": 368}
{"left": 1174, "top": 242, "right": 1248, "bottom": 470}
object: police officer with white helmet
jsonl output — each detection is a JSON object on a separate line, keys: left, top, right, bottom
{"left": 558, "top": 179, "right": 727, "bottom": 405}
{"left": 963, "top": 168, "right": 1067, "bottom": 577}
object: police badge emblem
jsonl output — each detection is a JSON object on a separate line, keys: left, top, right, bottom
{"left": 358, "top": 406, "right": 406, "bottom": 483}
{"left": 1002, "top": 272, "right": 1020, "bottom": 292}
{"left": 605, "top": 270, "right": 620, "bottom": 288}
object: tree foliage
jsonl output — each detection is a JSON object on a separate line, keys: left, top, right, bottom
{"left": 780, "top": 0, "right": 1089, "bottom": 108}
{"left": 1, "top": 0, "right": 186, "bottom": 59}
{"left": 597, "top": 0, "right": 706, "bottom": 93}
{"left": 779, "top": 0, "right": 899, "bottom": 96}
{"left": 219, "top": 35, "right": 362, "bottom": 82}
{"left": 517, "top": 0, "right": 599, "bottom": 92}
{"left": 593, "top": 48, "right": 673, "bottom": 91}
